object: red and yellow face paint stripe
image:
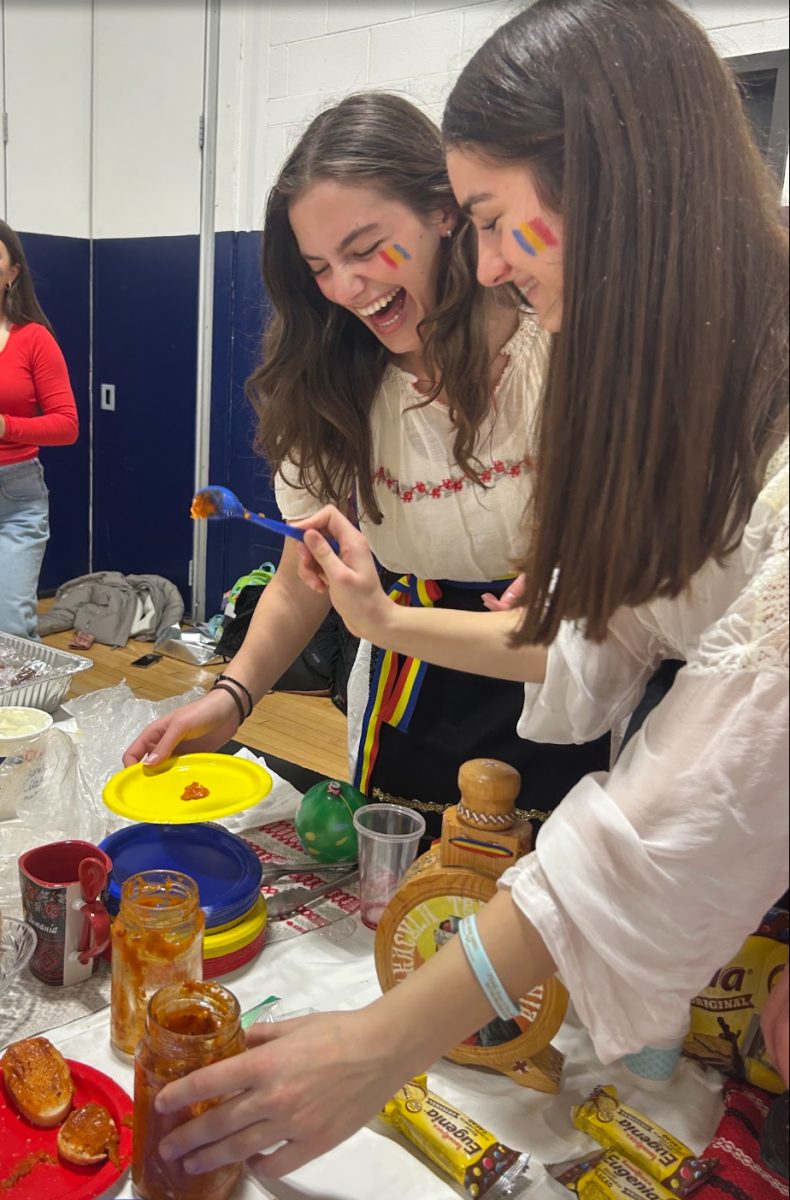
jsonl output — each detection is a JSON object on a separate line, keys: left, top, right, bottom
{"left": 512, "top": 217, "right": 558, "bottom": 256}
{"left": 378, "top": 243, "right": 412, "bottom": 269}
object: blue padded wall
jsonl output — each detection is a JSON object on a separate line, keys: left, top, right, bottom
{"left": 91, "top": 235, "right": 199, "bottom": 603}
{"left": 205, "top": 229, "right": 281, "bottom": 616}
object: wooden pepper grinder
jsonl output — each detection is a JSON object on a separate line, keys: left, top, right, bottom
{"left": 374, "top": 758, "right": 567, "bottom": 1093}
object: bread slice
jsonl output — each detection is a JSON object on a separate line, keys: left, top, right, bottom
{"left": 57, "top": 1103, "right": 120, "bottom": 1168}
{"left": 1, "top": 1036, "right": 74, "bottom": 1127}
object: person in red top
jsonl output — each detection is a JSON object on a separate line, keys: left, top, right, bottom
{"left": 0, "top": 220, "right": 78, "bottom": 638}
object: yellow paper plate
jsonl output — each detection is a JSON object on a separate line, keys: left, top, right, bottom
{"left": 102, "top": 752, "right": 272, "bottom": 824}
{"left": 204, "top": 894, "right": 268, "bottom": 958}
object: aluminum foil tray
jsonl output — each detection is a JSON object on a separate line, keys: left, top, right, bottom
{"left": 0, "top": 630, "right": 92, "bottom": 713}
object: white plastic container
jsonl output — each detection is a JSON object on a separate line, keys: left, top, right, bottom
{"left": 0, "top": 706, "right": 53, "bottom": 757}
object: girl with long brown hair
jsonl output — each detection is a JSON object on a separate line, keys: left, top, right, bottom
{"left": 0, "top": 220, "right": 78, "bottom": 638}
{"left": 152, "top": 0, "right": 788, "bottom": 1177}
{"left": 124, "top": 91, "right": 608, "bottom": 835}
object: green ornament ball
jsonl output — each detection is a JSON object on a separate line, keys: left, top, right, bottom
{"left": 295, "top": 779, "right": 367, "bottom": 863}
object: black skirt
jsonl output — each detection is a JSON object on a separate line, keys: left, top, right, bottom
{"left": 361, "top": 578, "right": 611, "bottom": 842}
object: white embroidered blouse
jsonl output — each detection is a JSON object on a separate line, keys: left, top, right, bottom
{"left": 501, "top": 440, "right": 789, "bottom": 1063}
{"left": 275, "top": 312, "right": 548, "bottom": 582}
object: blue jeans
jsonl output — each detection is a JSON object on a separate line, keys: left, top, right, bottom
{"left": 0, "top": 458, "right": 50, "bottom": 639}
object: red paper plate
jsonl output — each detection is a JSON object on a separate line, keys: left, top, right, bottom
{"left": 0, "top": 1058, "right": 133, "bottom": 1200}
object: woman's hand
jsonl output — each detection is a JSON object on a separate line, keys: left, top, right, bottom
{"left": 761, "top": 961, "right": 789, "bottom": 1088}
{"left": 155, "top": 1008, "right": 409, "bottom": 1181}
{"left": 482, "top": 573, "right": 526, "bottom": 612}
{"left": 122, "top": 688, "right": 243, "bottom": 767}
{"left": 154, "top": 890, "right": 552, "bottom": 1180}
{"left": 294, "top": 506, "right": 393, "bottom": 643}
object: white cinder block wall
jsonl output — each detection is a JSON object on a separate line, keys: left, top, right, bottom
{"left": 218, "top": 0, "right": 789, "bottom": 234}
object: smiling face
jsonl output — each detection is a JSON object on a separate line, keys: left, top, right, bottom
{"left": 447, "top": 147, "right": 564, "bottom": 333}
{"left": 288, "top": 179, "right": 452, "bottom": 357}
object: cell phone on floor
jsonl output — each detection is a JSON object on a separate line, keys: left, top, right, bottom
{"left": 130, "top": 653, "right": 163, "bottom": 668}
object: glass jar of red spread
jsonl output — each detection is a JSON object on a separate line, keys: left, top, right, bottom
{"left": 111, "top": 870, "right": 204, "bottom": 1055}
{"left": 132, "top": 980, "right": 246, "bottom": 1200}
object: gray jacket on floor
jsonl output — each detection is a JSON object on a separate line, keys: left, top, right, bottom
{"left": 38, "top": 571, "right": 184, "bottom": 647}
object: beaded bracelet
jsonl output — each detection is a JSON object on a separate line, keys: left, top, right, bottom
{"left": 215, "top": 673, "right": 254, "bottom": 719}
{"left": 458, "top": 913, "right": 521, "bottom": 1022}
{"left": 211, "top": 681, "right": 246, "bottom": 727}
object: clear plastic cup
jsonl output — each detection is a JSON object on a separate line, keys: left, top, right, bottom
{"left": 353, "top": 804, "right": 426, "bottom": 930}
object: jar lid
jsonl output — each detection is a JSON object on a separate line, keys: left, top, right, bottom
{"left": 100, "top": 822, "right": 263, "bottom": 929}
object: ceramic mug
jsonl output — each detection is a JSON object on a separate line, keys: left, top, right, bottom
{"left": 18, "top": 840, "right": 112, "bottom": 985}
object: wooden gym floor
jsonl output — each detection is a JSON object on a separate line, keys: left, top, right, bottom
{"left": 38, "top": 603, "right": 349, "bottom": 781}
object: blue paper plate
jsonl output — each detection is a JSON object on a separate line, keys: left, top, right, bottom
{"left": 100, "top": 822, "right": 263, "bottom": 930}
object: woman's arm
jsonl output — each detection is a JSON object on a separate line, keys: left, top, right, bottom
{"left": 153, "top": 887, "right": 554, "bottom": 1179}
{"left": 123, "top": 539, "right": 331, "bottom": 765}
{"left": 218, "top": 538, "right": 332, "bottom": 705}
{"left": 1, "top": 326, "right": 78, "bottom": 446}
{"left": 296, "top": 505, "right": 547, "bottom": 684}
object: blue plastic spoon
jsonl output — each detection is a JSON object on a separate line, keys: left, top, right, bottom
{"left": 192, "top": 485, "right": 339, "bottom": 552}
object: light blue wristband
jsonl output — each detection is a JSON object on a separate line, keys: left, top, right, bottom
{"left": 458, "top": 913, "right": 521, "bottom": 1022}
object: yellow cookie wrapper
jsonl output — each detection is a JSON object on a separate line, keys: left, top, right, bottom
{"left": 571, "top": 1087, "right": 716, "bottom": 1195}
{"left": 550, "top": 1149, "right": 678, "bottom": 1199}
{"left": 683, "top": 932, "right": 788, "bottom": 1095}
{"left": 380, "top": 1075, "right": 530, "bottom": 1198}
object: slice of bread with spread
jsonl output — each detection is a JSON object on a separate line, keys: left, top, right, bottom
{"left": 57, "top": 1102, "right": 121, "bottom": 1167}
{"left": 1, "top": 1036, "right": 74, "bottom": 1127}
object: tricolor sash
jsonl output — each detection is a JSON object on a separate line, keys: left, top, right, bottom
{"left": 353, "top": 574, "right": 517, "bottom": 795}
{"left": 353, "top": 574, "right": 442, "bottom": 794}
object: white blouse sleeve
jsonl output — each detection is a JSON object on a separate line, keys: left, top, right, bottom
{"left": 517, "top": 609, "right": 663, "bottom": 744}
{"left": 273, "top": 459, "right": 325, "bottom": 523}
{"left": 500, "top": 505, "right": 789, "bottom": 1063}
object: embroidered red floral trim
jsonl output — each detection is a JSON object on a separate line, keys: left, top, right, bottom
{"left": 372, "top": 455, "right": 533, "bottom": 503}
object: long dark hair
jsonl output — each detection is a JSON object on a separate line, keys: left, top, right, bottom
{"left": 0, "top": 220, "right": 53, "bottom": 333}
{"left": 444, "top": 0, "right": 788, "bottom": 642}
{"left": 247, "top": 92, "right": 516, "bottom": 522}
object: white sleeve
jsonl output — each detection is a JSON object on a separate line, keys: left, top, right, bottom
{"left": 273, "top": 459, "right": 326, "bottom": 523}
{"left": 501, "top": 667, "right": 788, "bottom": 1062}
{"left": 500, "top": 513, "right": 789, "bottom": 1062}
{"left": 518, "top": 608, "right": 662, "bottom": 744}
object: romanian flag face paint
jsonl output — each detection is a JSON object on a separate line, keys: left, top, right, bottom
{"left": 512, "top": 217, "right": 558, "bottom": 257}
{"left": 378, "top": 243, "right": 412, "bottom": 269}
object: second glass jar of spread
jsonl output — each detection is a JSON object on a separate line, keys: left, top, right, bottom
{"left": 110, "top": 869, "right": 204, "bottom": 1055}
{"left": 132, "top": 980, "right": 246, "bottom": 1200}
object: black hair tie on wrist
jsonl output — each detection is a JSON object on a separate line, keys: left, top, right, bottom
{"left": 216, "top": 673, "right": 254, "bottom": 719}
{"left": 211, "top": 681, "right": 246, "bottom": 727}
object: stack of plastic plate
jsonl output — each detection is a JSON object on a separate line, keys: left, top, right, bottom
{"left": 100, "top": 752, "right": 273, "bottom": 976}
{"left": 100, "top": 822, "right": 266, "bottom": 977}
{"left": 201, "top": 894, "right": 268, "bottom": 979}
